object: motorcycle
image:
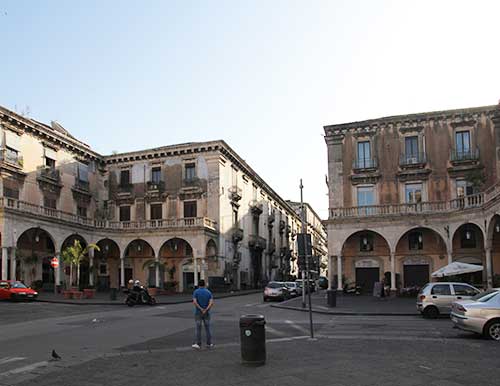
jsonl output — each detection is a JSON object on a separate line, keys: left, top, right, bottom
{"left": 124, "top": 286, "right": 156, "bottom": 306}
{"left": 343, "top": 282, "right": 361, "bottom": 295}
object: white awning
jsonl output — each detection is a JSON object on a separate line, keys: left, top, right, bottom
{"left": 431, "top": 262, "right": 483, "bottom": 278}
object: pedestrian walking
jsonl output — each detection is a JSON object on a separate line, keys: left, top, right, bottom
{"left": 192, "top": 279, "right": 214, "bottom": 349}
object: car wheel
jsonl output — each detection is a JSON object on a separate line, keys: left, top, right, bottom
{"left": 423, "top": 306, "right": 439, "bottom": 319}
{"left": 484, "top": 319, "right": 500, "bottom": 341}
{"left": 263, "top": 297, "right": 268, "bottom": 302}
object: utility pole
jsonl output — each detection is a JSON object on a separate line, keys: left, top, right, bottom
{"left": 300, "top": 179, "right": 314, "bottom": 339}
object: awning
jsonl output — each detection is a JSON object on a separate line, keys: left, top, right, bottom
{"left": 431, "top": 262, "right": 483, "bottom": 278}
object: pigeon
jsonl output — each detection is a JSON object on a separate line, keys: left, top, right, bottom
{"left": 51, "top": 349, "right": 62, "bottom": 360}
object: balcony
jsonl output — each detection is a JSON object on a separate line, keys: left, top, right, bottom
{"left": 231, "top": 227, "right": 244, "bottom": 243}
{"left": 329, "top": 192, "right": 485, "bottom": 219}
{"left": 399, "top": 152, "right": 427, "bottom": 168}
{"left": 37, "top": 166, "right": 62, "bottom": 191}
{"left": 249, "top": 200, "right": 263, "bottom": 216}
{"left": 248, "top": 235, "right": 266, "bottom": 251}
{"left": 228, "top": 185, "right": 242, "bottom": 202}
{"left": 117, "top": 183, "right": 133, "bottom": 195}
{"left": 450, "top": 148, "right": 480, "bottom": 164}
{"left": 73, "top": 179, "right": 90, "bottom": 192}
{"left": 353, "top": 157, "right": 378, "bottom": 172}
{"left": 147, "top": 180, "right": 164, "bottom": 192}
{"left": 0, "top": 149, "right": 23, "bottom": 169}
{"left": 0, "top": 197, "right": 218, "bottom": 231}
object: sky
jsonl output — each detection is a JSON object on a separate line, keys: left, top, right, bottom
{"left": 1, "top": 0, "right": 500, "bottom": 218}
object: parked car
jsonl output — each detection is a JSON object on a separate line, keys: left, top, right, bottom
{"left": 295, "top": 279, "right": 316, "bottom": 294}
{"left": 451, "top": 288, "right": 500, "bottom": 340}
{"left": 284, "top": 282, "right": 301, "bottom": 297}
{"left": 263, "top": 281, "right": 290, "bottom": 302}
{"left": 417, "top": 282, "right": 480, "bottom": 318}
{"left": 0, "top": 280, "right": 39, "bottom": 301}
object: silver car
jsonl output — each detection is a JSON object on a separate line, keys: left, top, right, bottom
{"left": 417, "top": 282, "right": 480, "bottom": 318}
{"left": 451, "top": 289, "right": 500, "bottom": 340}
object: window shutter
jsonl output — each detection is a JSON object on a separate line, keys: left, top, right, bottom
{"left": 5, "top": 130, "right": 21, "bottom": 150}
{"left": 44, "top": 147, "right": 57, "bottom": 160}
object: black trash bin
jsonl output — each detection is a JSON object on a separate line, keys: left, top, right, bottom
{"left": 240, "top": 314, "right": 266, "bottom": 365}
{"left": 327, "top": 289, "right": 337, "bottom": 307}
{"left": 110, "top": 288, "right": 117, "bottom": 301}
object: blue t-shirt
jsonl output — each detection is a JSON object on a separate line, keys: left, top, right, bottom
{"left": 193, "top": 287, "right": 213, "bottom": 314}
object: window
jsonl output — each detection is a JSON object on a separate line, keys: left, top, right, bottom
{"left": 405, "top": 136, "right": 419, "bottom": 161}
{"left": 359, "top": 234, "right": 374, "bottom": 252}
{"left": 460, "top": 228, "right": 476, "bottom": 248}
{"left": 44, "top": 196, "right": 57, "bottom": 209}
{"left": 151, "top": 167, "right": 161, "bottom": 184}
{"left": 77, "top": 163, "right": 89, "bottom": 183}
{"left": 357, "top": 186, "right": 374, "bottom": 206}
{"left": 455, "top": 131, "right": 471, "bottom": 156}
{"left": 233, "top": 208, "right": 238, "bottom": 226}
{"left": 45, "top": 157, "right": 56, "bottom": 169}
{"left": 184, "top": 201, "right": 197, "bottom": 218}
{"left": 456, "top": 179, "right": 474, "bottom": 197}
{"left": 185, "top": 163, "right": 196, "bottom": 180}
{"left": 120, "top": 170, "right": 130, "bottom": 186}
{"left": 357, "top": 141, "right": 371, "bottom": 168}
{"left": 405, "top": 183, "right": 422, "bottom": 203}
{"left": 453, "top": 284, "right": 479, "bottom": 297}
{"left": 119, "top": 206, "right": 131, "bottom": 222}
{"left": 431, "top": 284, "right": 451, "bottom": 296}
{"left": 5, "top": 147, "right": 19, "bottom": 164}
{"left": 408, "top": 232, "right": 423, "bottom": 250}
{"left": 77, "top": 206, "right": 87, "bottom": 218}
{"left": 3, "top": 186, "right": 19, "bottom": 199}
{"left": 150, "top": 203, "right": 162, "bottom": 220}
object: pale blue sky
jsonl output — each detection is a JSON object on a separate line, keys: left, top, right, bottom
{"left": 2, "top": 1, "right": 500, "bottom": 217}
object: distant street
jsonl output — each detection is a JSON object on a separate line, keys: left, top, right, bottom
{"left": 1, "top": 293, "right": 498, "bottom": 386}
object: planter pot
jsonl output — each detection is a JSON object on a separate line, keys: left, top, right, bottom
{"left": 148, "top": 288, "right": 158, "bottom": 296}
{"left": 63, "top": 290, "right": 73, "bottom": 299}
{"left": 72, "top": 291, "right": 83, "bottom": 299}
{"left": 83, "top": 289, "right": 96, "bottom": 299}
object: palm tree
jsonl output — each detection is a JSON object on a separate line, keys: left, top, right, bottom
{"left": 61, "top": 240, "right": 100, "bottom": 288}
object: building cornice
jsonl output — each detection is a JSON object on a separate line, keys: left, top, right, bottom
{"left": 324, "top": 104, "right": 499, "bottom": 137}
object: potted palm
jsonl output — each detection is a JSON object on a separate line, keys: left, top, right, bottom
{"left": 61, "top": 240, "right": 100, "bottom": 298}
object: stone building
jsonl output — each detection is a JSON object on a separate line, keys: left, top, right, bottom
{"left": 324, "top": 103, "right": 500, "bottom": 293}
{"left": 287, "top": 201, "right": 328, "bottom": 277}
{"left": 0, "top": 105, "right": 304, "bottom": 292}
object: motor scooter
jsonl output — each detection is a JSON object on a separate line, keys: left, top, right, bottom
{"left": 124, "top": 285, "right": 156, "bottom": 306}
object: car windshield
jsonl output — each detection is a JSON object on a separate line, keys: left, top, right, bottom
{"left": 476, "top": 291, "right": 500, "bottom": 303}
{"left": 10, "top": 282, "right": 27, "bottom": 289}
{"left": 285, "top": 282, "right": 295, "bottom": 287}
{"left": 267, "top": 282, "right": 283, "bottom": 289}
{"left": 471, "top": 289, "right": 498, "bottom": 301}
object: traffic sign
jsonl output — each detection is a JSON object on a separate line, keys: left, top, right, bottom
{"left": 50, "top": 257, "right": 59, "bottom": 268}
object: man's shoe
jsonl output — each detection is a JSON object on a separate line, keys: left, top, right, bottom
{"left": 192, "top": 344, "right": 201, "bottom": 349}
{"left": 207, "top": 344, "right": 215, "bottom": 349}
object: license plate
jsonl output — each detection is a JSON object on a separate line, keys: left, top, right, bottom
{"left": 27, "top": 294, "right": 33, "bottom": 297}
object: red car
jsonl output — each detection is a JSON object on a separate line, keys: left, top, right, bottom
{"left": 0, "top": 280, "right": 38, "bottom": 301}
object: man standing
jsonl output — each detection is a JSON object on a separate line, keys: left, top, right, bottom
{"left": 192, "top": 279, "right": 214, "bottom": 349}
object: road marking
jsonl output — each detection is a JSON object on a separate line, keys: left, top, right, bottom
{"left": 266, "top": 325, "right": 287, "bottom": 336}
{"left": 0, "top": 357, "right": 26, "bottom": 366}
{"left": 285, "top": 320, "right": 310, "bottom": 334}
{"left": 0, "top": 361, "right": 48, "bottom": 377}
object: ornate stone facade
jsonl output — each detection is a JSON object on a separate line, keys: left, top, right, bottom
{"left": 324, "top": 103, "right": 500, "bottom": 292}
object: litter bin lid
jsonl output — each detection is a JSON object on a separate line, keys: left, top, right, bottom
{"left": 240, "top": 314, "right": 265, "bottom": 327}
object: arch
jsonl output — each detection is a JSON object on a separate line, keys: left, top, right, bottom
{"left": 206, "top": 239, "right": 217, "bottom": 258}
{"left": 95, "top": 238, "right": 121, "bottom": 260}
{"left": 158, "top": 238, "right": 193, "bottom": 259}
{"left": 395, "top": 226, "right": 447, "bottom": 254}
{"left": 488, "top": 215, "right": 500, "bottom": 283}
{"left": 341, "top": 230, "right": 391, "bottom": 256}
{"left": 15, "top": 227, "right": 56, "bottom": 287}
{"left": 60, "top": 234, "right": 88, "bottom": 253}
{"left": 451, "top": 222, "right": 485, "bottom": 253}
{"left": 124, "top": 239, "right": 155, "bottom": 258}
{"left": 158, "top": 238, "right": 194, "bottom": 292}
{"left": 338, "top": 228, "right": 392, "bottom": 254}
{"left": 94, "top": 238, "right": 121, "bottom": 291}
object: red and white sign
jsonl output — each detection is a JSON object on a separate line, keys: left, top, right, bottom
{"left": 50, "top": 257, "right": 59, "bottom": 269}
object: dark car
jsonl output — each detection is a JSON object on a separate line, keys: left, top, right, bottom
{"left": 0, "top": 280, "right": 39, "bottom": 301}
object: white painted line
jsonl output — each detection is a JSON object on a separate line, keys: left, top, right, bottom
{"left": 0, "top": 357, "right": 26, "bottom": 366}
{"left": 265, "top": 325, "right": 287, "bottom": 336}
{"left": 285, "top": 320, "right": 310, "bottom": 334}
{"left": 0, "top": 361, "right": 48, "bottom": 377}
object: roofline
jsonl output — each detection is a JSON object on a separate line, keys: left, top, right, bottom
{"left": 324, "top": 104, "right": 500, "bottom": 133}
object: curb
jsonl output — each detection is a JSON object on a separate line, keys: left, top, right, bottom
{"left": 270, "top": 303, "right": 419, "bottom": 317}
{"left": 35, "top": 289, "right": 262, "bottom": 306}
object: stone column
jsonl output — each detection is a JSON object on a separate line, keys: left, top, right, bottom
{"left": 337, "top": 255, "right": 343, "bottom": 291}
{"left": 55, "top": 253, "right": 61, "bottom": 287}
{"left": 200, "top": 258, "right": 206, "bottom": 282}
{"left": 155, "top": 256, "right": 160, "bottom": 288}
{"left": 193, "top": 255, "right": 198, "bottom": 287}
{"left": 88, "top": 248, "right": 94, "bottom": 287}
{"left": 390, "top": 251, "right": 396, "bottom": 292}
{"left": 328, "top": 255, "right": 335, "bottom": 290}
{"left": 120, "top": 257, "right": 125, "bottom": 288}
{"left": 10, "top": 247, "right": 16, "bottom": 281}
{"left": 1, "top": 247, "right": 8, "bottom": 280}
{"left": 447, "top": 251, "right": 453, "bottom": 265}
{"left": 485, "top": 247, "right": 493, "bottom": 289}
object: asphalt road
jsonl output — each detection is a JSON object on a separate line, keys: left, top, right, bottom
{"left": 0, "top": 294, "right": 498, "bottom": 386}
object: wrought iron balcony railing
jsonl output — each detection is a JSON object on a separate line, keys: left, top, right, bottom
{"left": 353, "top": 157, "right": 378, "bottom": 171}
{"left": 0, "top": 150, "right": 23, "bottom": 168}
{"left": 37, "top": 166, "right": 60, "bottom": 182}
{"left": 73, "top": 179, "right": 90, "bottom": 191}
{"left": 450, "top": 148, "right": 480, "bottom": 162}
{"left": 399, "top": 152, "right": 427, "bottom": 167}
{"left": 147, "top": 180, "right": 165, "bottom": 191}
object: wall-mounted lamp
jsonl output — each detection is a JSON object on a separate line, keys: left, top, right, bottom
{"left": 495, "top": 223, "right": 500, "bottom": 233}
{"left": 137, "top": 243, "right": 142, "bottom": 252}
{"left": 35, "top": 234, "right": 40, "bottom": 243}
{"left": 362, "top": 237, "right": 368, "bottom": 245}
{"left": 418, "top": 234, "right": 423, "bottom": 243}
{"left": 466, "top": 231, "right": 471, "bottom": 240}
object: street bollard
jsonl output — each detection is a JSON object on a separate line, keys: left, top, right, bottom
{"left": 327, "top": 289, "right": 337, "bottom": 307}
{"left": 240, "top": 314, "right": 266, "bottom": 365}
{"left": 110, "top": 287, "right": 117, "bottom": 301}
